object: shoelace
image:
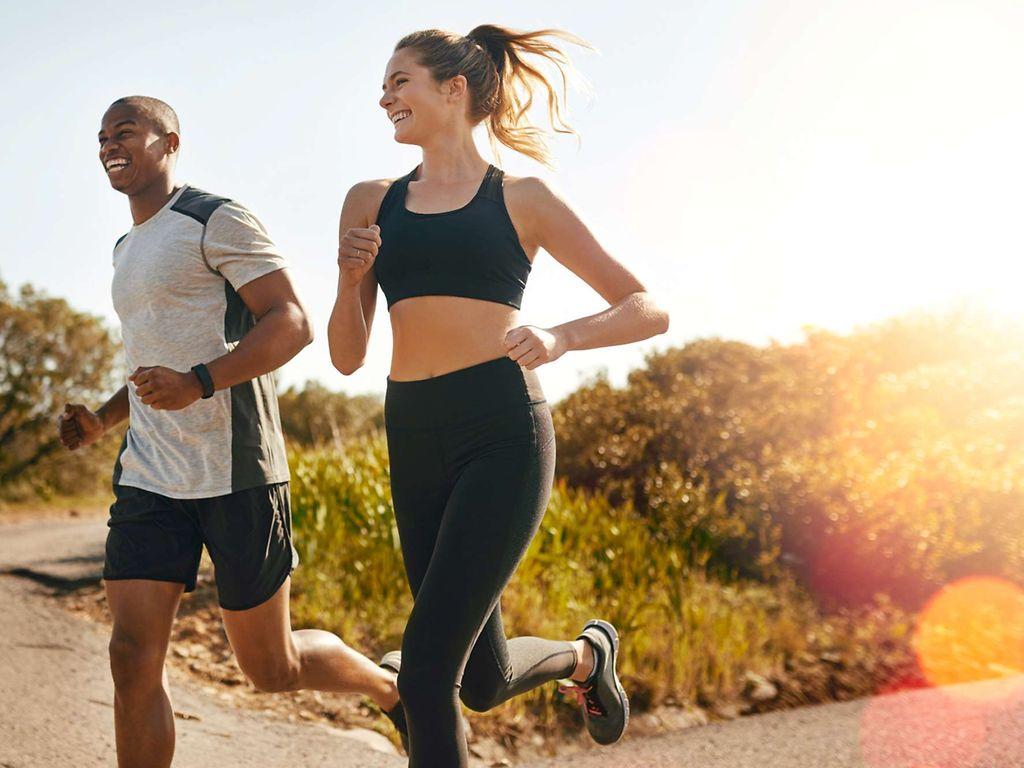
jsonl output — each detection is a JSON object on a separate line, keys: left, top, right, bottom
{"left": 559, "top": 682, "right": 607, "bottom": 718}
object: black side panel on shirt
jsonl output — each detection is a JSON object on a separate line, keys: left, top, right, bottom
{"left": 223, "top": 282, "right": 288, "bottom": 492}
{"left": 111, "top": 431, "right": 129, "bottom": 487}
{"left": 170, "top": 186, "right": 231, "bottom": 226}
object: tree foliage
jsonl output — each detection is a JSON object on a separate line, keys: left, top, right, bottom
{"left": 0, "top": 281, "right": 121, "bottom": 497}
{"left": 277, "top": 381, "right": 383, "bottom": 448}
{"left": 553, "top": 308, "right": 1024, "bottom": 606}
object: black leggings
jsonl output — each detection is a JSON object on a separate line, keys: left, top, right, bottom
{"left": 385, "top": 356, "right": 577, "bottom": 767}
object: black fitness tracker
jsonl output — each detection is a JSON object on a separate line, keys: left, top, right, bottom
{"left": 191, "top": 363, "right": 215, "bottom": 399}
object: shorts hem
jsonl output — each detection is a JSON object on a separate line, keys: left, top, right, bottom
{"left": 218, "top": 563, "right": 295, "bottom": 612}
{"left": 102, "top": 574, "right": 197, "bottom": 593}
{"left": 114, "top": 476, "right": 291, "bottom": 500}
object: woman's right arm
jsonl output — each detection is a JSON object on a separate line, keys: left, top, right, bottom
{"left": 328, "top": 181, "right": 387, "bottom": 375}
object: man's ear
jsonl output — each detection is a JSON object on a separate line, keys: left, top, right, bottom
{"left": 165, "top": 131, "right": 180, "bottom": 156}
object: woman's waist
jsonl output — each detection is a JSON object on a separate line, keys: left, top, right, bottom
{"left": 384, "top": 355, "right": 545, "bottom": 429}
{"left": 389, "top": 301, "right": 520, "bottom": 379}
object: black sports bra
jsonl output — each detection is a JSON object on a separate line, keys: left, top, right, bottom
{"left": 373, "top": 164, "right": 532, "bottom": 311}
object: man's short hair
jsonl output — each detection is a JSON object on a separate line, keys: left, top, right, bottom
{"left": 108, "top": 95, "right": 180, "bottom": 135}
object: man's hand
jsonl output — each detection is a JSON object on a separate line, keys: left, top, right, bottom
{"left": 58, "top": 404, "right": 106, "bottom": 450}
{"left": 130, "top": 366, "right": 204, "bottom": 411}
{"left": 503, "top": 325, "right": 568, "bottom": 370}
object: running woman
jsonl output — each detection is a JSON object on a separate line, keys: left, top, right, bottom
{"left": 59, "top": 96, "right": 400, "bottom": 768}
{"left": 328, "top": 25, "right": 669, "bottom": 766}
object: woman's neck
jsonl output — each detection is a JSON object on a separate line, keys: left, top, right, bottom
{"left": 417, "top": 133, "right": 490, "bottom": 183}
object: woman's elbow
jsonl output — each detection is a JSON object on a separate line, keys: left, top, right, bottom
{"left": 637, "top": 292, "right": 670, "bottom": 336}
{"left": 330, "top": 354, "right": 363, "bottom": 376}
{"left": 654, "top": 306, "right": 670, "bottom": 335}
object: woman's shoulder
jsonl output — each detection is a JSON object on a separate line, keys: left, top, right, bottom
{"left": 501, "top": 173, "right": 563, "bottom": 207}
{"left": 500, "top": 173, "right": 570, "bottom": 228}
{"left": 341, "top": 177, "right": 403, "bottom": 224}
{"left": 346, "top": 177, "right": 399, "bottom": 201}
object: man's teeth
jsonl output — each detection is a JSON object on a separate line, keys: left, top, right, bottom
{"left": 106, "top": 159, "right": 130, "bottom": 172}
{"left": 392, "top": 111, "right": 411, "bottom": 124}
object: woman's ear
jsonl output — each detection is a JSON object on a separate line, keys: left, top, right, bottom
{"left": 447, "top": 74, "right": 468, "bottom": 101}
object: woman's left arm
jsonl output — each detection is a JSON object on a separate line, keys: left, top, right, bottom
{"left": 503, "top": 177, "right": 670, "bottom": 370}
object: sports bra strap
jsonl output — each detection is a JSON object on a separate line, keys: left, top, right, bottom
{"left": 375, "top": 167, "right": 418, "bottom": 223}
{"left": 478, "top": 165, "right": 504, "bottom": 204}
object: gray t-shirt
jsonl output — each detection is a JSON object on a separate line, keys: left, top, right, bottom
{"left": 110, "top": 185, "right": 290, "bottom": 499}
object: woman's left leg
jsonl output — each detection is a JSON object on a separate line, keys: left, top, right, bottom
{"left": 396, "top": 402, "right": 572, "bottom": 766}
{"left": 456, "top": 403, "right": 580, "bottom": 712}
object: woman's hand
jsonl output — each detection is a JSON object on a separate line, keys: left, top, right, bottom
{"left": 338, "top": 224, "right": 381, "bottom": 287}
{"left": 503, "top": 325, "right": 568, "bottom": 370}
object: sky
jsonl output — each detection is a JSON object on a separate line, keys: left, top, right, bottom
{"left": 1, "top": 0, "right": 1021, "bottom": 404}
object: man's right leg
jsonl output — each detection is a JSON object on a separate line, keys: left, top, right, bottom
{"left": 105, "top": 579, "right": 183, "bottom": 768}
{"left": 102, "top": 484, "right": 203, "bottom": 768}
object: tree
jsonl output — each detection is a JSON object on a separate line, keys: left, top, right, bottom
{"left": 0, "top": 281, "right": 120, "bottom": 494}
{"left": 277, "top": 380, "right": 383, "bottom": 448}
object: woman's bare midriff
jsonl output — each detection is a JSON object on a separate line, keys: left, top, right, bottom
{"left": 388, "top": 295, "right": 523, "bottom": 381}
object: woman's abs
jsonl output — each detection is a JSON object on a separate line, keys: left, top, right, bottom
{"left": 388, "top": 295, "right": 522, "bottom": 381}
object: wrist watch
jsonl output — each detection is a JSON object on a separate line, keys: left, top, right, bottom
{"left": 191, "top": 363, "right": 216, "bottom": 399}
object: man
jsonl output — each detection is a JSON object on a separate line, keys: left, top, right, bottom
{"left": 59, "top": 96, "right": 402, "bottom": 767}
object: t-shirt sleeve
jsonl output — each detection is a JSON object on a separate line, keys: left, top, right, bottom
{"left": 202, "top": 201, "right": 288, "bottom": 291}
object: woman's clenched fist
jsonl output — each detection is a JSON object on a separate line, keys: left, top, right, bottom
{"left": 338, "top": 224, "right": 381, "bottom": 286}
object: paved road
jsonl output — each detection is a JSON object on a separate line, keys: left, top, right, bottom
{"left": 0, "top": 518, "right": 402, "bottom": 768}
{"left": 3, "top": 517, "right": 1023, "bottom": 768}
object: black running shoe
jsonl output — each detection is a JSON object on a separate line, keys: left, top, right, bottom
{"left": 559, "top": 619, "right": 629, "bottom": 745}
{"left": 379, "top": 651, "right": 409, "bottom": 753}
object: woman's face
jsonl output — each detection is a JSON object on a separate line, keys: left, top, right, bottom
{"left": 380, "top": 47, "right": 465, "bottom": 146}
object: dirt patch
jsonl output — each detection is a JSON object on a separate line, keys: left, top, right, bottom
{"left": 0, "top": 499, "right": 109, "bottom": 524}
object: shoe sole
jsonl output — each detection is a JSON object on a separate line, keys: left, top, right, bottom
{"left": 585, "top": 618, "right": 630, "bottom": 744}
{"left": 379, "top": 651, "right": 401, "bottom": 675}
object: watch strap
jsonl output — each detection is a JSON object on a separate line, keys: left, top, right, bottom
{"left": 191, "top": 363, "right": 215, "bottom": 399}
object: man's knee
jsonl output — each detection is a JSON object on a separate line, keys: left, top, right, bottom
{"left": 108, "top": 633, "right": 165, "bottom": 694}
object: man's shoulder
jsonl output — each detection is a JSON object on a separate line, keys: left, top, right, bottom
{"left": 170, "top": 186, "right": 235, "bottom": 227}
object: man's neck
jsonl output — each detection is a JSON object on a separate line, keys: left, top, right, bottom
{"left": 128, "top": 177, "right": 180, "bottom": 226}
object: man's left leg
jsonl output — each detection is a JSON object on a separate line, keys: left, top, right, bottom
{"left": 220, "top": 576, "right": 398, "bottom": 708}
{"left": 201, "top": 481, "right": 398, "bottom": 710}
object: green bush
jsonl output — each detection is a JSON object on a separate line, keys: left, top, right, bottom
{"left": 286, "top": 438, "right": 907, "bottom": 727}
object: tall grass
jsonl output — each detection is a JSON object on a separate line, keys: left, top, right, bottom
{"left": 287, "top": 435, "right": 910, "bottom": 733}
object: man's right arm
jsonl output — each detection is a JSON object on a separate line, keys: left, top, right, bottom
{"left": 59, "top": 385, "right": 129, "bottom": 451}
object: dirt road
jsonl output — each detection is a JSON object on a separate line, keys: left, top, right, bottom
{"left": 3, "top": 517, "right": 1022, "bottom": 768}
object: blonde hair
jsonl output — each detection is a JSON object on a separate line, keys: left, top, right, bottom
{"left": 395, "top": 24, "right": 592, "bottom": 167}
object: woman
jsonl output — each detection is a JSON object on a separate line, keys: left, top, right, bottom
{"left": 328, "top": 24, "right": 669, "bottom": 766}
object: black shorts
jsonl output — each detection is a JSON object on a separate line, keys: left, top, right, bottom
{"left": 103, "top": 482, "right": 298, "bottom": 611}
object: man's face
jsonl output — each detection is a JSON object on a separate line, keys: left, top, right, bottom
{"left": 97, "top": 104, "right": 176, "bottom": 194}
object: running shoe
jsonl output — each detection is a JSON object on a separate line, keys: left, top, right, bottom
{"left": 558, "top": 619, "right": 630, "bottom": 745}
{"left": 379, "top": 650, "right": 409, "bottom": 752}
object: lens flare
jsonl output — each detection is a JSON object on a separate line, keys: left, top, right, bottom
{"left": 913, "top": 576, "right": 1024, "bottom": 697}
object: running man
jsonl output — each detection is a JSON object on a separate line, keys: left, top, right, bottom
{"left": 59, "top": 96, "right": 400, "bottom": 768}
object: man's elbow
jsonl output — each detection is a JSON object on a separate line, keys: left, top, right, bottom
{"left": 291, "top": 304, "right": 314, "bottom": 348}
{"left": 300, "top": 313, "right": 315, "bottom": 347}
